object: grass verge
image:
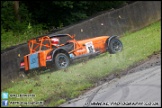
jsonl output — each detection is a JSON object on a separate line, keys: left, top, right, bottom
{"left": 1, "top": 20, "right": 161, "bottom": 107}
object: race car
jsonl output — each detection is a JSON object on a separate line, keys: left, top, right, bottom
{"left": 20, "top": 34, "right": 123, "bottom": 72}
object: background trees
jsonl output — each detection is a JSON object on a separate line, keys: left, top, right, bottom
{"left": 1, "top": 1, "right": 131, "bottom": 50}
{"left": 1, "top": 1, "right": 127, "bottom": 32}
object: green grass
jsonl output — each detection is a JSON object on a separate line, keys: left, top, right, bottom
{"left": 1, "top": 20, "right": 161, "bottom": 107}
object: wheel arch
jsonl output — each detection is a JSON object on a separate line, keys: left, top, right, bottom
{"left": 52, "top": 48, "right": 70, "bottom": 60}
{"left": 106, "top": 35, "right": 119, "bottom": 51}
{"left": 106, "top": 35, "right": 119, "bottom": 47}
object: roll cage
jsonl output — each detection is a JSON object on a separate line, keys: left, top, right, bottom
{"left": 28, "top": 34, "right": 76, "bottom": 54}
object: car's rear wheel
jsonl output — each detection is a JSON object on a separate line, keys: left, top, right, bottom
{"left": 54, "top": 53, "right": 70, "bottom": 69}
{"left": 108, "top": 38, "right": 123, "bottom": 54}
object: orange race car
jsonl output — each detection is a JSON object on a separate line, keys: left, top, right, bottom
{"left": 20, "top": 34, "right": 123, "bottom": 72}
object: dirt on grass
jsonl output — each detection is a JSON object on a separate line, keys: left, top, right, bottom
{"left": 95, "top": 50, "right": 161, "bottom": 87}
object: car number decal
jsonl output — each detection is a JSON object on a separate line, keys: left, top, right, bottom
{"left": 85, "top": 41, "right": 95, "bottom": 53}
{"left": 29, "top": 53, "right": 39, "bottom": 69}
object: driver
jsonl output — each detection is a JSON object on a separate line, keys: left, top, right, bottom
{"left": 51, "top": 38, "right": 60, "bottom": 46}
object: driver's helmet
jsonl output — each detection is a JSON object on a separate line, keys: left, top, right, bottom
{"left": 51, "top": 38, "right": 60, "bottom": 46}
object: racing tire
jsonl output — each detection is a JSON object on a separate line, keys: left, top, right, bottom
{"left": 108, "top": 38, "right": 123, "bottom": 54}
{"left": 54, "top": 53, "right": 70, "bottom": 69}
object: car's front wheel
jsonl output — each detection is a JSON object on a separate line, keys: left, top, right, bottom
{"left": 108, "top": 38, "right": 123, "bottom": 54}
{"left": 54, "top": 53, "right": 70, "bottom": 69}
